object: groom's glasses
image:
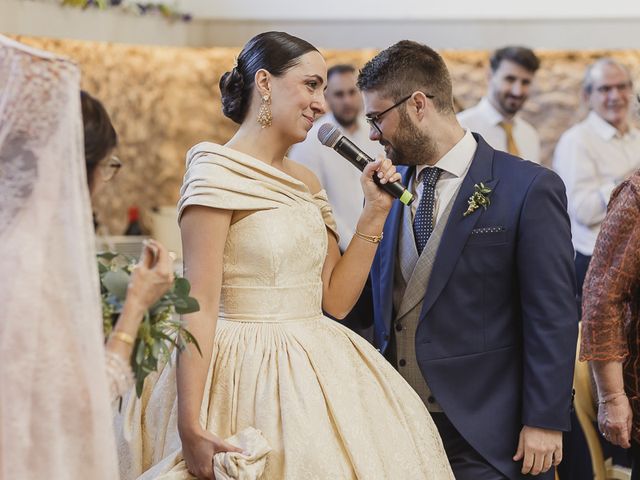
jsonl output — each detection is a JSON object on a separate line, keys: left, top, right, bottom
{"left": 365, "top": 92, "right": 434, "bottom": 135}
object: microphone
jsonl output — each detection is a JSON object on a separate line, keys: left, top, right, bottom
{"left": 317, "top": 123, "right": 414, "bottom": 206}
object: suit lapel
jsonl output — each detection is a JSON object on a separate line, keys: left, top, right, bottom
{"left": 398, "top": 201, "right": 419, "bottom": 285}
{"left": 420, "top": 136, "right": 498, "bottom": 317}
{"left": 378, "top": 165, "right": 414, "bottom": 328}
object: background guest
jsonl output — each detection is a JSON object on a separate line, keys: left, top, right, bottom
{"left": 553, "top": 58, "right": 640, "bottom": 312}
{"left": 288, "top": 64, "right": 382, "bottom": 340}
{"left": 0, "top": 36, "right": 174, "bottom": 480}
{"left": 580, "top": 169, "right": 640, "bottom": 479}
{"left": 458, "top": 46, "right": 541, "bottom": 163}
{"left": 81, "top": 89, "right": 175, "bottom": 400}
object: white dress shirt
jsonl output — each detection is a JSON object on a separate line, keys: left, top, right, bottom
{"left": 288, "top": 113, "right": 383, "bottom": 251}
{"left": 458, "top": 97, "right": 541, "bottom": 164}
{"left": 553, "top": 111, "right": 640, "bottom": 256}
{"left": 412, "top": 130, "right": 478, "bottom": 225}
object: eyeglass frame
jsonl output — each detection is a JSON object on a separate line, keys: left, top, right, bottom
{"left": 100, "top": 155, "right": 122, "bottom": 181}
{"left": 365, "top": 92, "right": 435, "bottom": 135}
{"left": 593, "top": 81, "right": 632, "bottom": 95}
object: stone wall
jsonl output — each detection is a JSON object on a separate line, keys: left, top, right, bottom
{"left": 12, "top": 36, "right": 640, "bottom": 232}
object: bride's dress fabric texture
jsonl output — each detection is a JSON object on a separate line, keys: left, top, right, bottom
{"left": 115, "top": 143, "right": 453, "bottom": 479}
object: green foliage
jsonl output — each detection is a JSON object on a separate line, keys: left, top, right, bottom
{"left": 62, "top": 0, "right": 107, "bottom": 7}
{"left": 57, "top": 0, "right": 193, "bottom": 22}
{"left": 98, "top": 252, "right": 201, "bottom": 397}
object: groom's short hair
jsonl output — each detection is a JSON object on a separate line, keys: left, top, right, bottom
{"left": 357, "top": 40, "right": 455, "bottom": 115}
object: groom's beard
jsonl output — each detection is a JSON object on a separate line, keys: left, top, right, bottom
{"left": 384, "top": 111, "right": 437, "bottom": 167}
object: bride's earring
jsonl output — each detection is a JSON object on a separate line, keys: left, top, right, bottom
{"left": 257, "top": 94, "right": 272, "bottom": 128}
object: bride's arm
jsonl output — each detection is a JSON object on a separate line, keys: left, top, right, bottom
{"left": 320, "top": 157, "right": 399, "bottom": 319}
{"left": 177, "top": 205, "right": 242, "bottom": 479}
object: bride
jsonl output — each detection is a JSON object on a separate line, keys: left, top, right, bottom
{"left": 116, "top": 31, "right": 453, "bottom": 479}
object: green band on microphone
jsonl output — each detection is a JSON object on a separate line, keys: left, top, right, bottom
{"left": 399, "top": 190, "right": 413, "bottom": 205}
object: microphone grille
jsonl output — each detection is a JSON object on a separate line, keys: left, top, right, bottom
{"left": 317, "top": 123, "right": 342, "bottom": 147}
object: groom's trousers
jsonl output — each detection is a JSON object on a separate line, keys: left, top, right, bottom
{"left": 431, "top": 412, "right": 508, "bottom": 480}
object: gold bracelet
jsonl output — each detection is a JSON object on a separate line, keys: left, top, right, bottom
{"left": 110, "top": 330, "right": 136, "bottom": 346}
{"left": 598, "top": 392, "right": 627, "bottom": 405}
{"left": 354, "top": 230, "right": 384, "bottom": 244}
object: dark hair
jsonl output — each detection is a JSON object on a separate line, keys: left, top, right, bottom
{"left": 489, "top": 46, "right": 540, "bottom": 73}
{"left": 80, "top": 90, "right": 117, "bottom": 183}
{"left": 327, "top": 64, "right": 356, "bottom": 80}
{"left": 357, "top": 40, "right": 454, "bottom": 114}
{"left": 219, "top": 31, "right": 319, "bottom": 124}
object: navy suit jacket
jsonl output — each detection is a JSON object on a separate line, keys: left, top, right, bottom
{"left": 370, "top": 135, "right": 579, "bottom": 479}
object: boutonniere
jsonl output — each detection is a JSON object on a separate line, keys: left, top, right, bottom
{"left": 463, "top": 182, "right": 492, "bottom": 217}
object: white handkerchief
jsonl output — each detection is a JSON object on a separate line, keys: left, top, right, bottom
{"left": 213, "top": 427, "right": 271, "bottom": 480}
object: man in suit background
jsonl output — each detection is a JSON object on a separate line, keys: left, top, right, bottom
{"left": 289, "top": 64, "right": 381, "bottom": 341}
{"left": 358, "top": 40, "right": 578, "bottom": 479}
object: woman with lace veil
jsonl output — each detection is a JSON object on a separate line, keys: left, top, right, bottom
{"left": 79, "top": 88, "right": 177, "bottom": 401}
{"left": 115, "top": 31, "right": 453, "bottom": 479}
{"left": 0, "top": 36, "right": 173, "bottom": 478}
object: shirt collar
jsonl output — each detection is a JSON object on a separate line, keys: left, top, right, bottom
{"left": 416, "top": 129, "right": 477, "bottom": 180}
{"left": 478, "top": 97, "right": 513, "bottom": 127}
{"left": 586, "top": 110, "right": 637, "bottom": 141}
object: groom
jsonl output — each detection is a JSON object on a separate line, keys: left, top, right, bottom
{"left": 359, "top": 41, "right": 578, "bottom": 479}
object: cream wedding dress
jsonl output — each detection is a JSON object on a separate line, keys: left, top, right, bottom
{"left": 115, "top": 143, "right": 453, "bottom": 479}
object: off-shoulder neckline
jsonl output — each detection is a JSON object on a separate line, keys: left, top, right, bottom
{"left": 190, "top": 142, "right": 327, "bottom": 198}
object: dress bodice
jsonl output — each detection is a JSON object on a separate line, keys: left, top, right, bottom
{"left": 178, "top": 142, "right": 339, "bottom": 321}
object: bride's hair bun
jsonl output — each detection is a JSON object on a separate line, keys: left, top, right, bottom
{"left": 219, "top": 67, "right": 246, "bottom": 124}
{"left": 218, "top": 32, "right": 319, "bottom": 125}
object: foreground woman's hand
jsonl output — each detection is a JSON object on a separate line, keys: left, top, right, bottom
{"left": 598, "top": 394, "right": 633, "bottom": 448}
{"left": 125, "top": 239, "right": 175, "bottom": 311}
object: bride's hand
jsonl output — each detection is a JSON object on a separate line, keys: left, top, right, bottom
{"left": 180, "top": 427, "right": 243, "bottom": 479}
{"left": 361, "top": 155, "right": 402, "bottom": 214}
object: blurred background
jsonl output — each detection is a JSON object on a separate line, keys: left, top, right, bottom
{"left": 3, "top": 0, "right": 640, "bottom": 240}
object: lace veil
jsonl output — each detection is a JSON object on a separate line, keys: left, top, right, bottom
{"left": 0, "top": 35, "right": 119, "bottom": 478}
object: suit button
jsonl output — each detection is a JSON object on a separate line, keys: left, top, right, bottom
{"left": 427, "top": 395, "right": 436, "bottom": 404}
{"left": 384, "top": 334, "right": 390, "bottom": 341}
{"left": 399, "top": 359, "right": 406, "bottom": 367}
{"left": 395, "top": 324, "right": 403, "bottom": 332}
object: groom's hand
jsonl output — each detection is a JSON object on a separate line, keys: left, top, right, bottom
{"left": 513, "top": 425, "right": 562, "bottom": 475}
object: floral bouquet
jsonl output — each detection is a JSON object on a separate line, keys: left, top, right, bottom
{"left": 98, "top": 252, "right": 201, "bottom": 397}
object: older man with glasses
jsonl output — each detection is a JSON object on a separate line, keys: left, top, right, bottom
{"left": 553, "top": 58, "right": 640, "bottom": 314}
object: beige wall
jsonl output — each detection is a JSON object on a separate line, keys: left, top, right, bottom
{"left": 5, "top": 1, "right": 640, "bottom": 49}
{"left": 12, "top": 36, "right": 640, "bottom": 233}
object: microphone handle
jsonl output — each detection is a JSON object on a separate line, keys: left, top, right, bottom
{"left": 334, "top": 136, "right": 414, "bottom": 205}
